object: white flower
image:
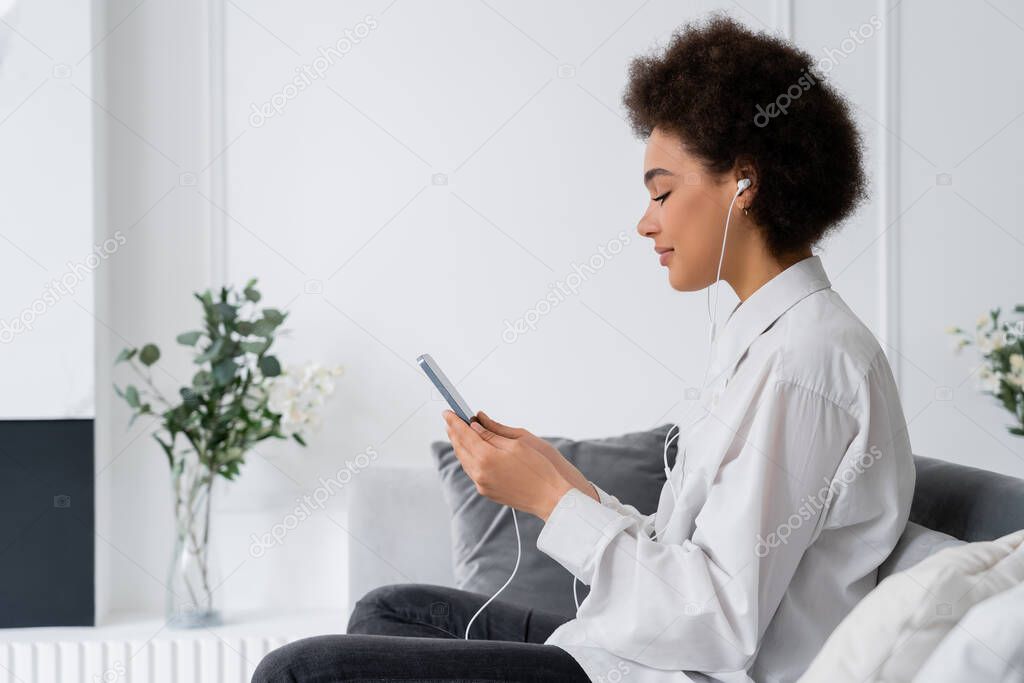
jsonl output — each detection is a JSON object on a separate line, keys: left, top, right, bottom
{"left": 978, "top": 366, "right": 1002, "bottom": 393}
{"left": 1006, "top": 355, "right": 1024, "bottom": 389}
{"left": 1005, "top": 320, "right": 1024, "bottom": 344}
{"left": 266, "top": 361, "right": 343, "bottom": 438}
{"left": 266, "top": 381, "right": 297, "bottom": 415}
{"left": 976, "top": 328, "right": 1004, "bottom": 353}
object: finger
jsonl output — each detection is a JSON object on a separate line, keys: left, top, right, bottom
{"left": 447, "top": 410, "right": 502, "bottom": 456}
{"left": 446, "top": 425, "right": 477, "bottom": 473}
{"left": 476, "top": 411, "right": 523, "bottom": 439}
{"left": 478, "top": 411, "right": 554, "bottom": 454}
{"left": 469, "top": 419, "right": 516, "bottom": 450}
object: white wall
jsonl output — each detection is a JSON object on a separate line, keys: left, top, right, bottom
{"left": 90, "top": 0, "right": 1024, "bottom": 620}
{"left": 0, "top": 0, "right": 94, "bottom": 418}
{"left": 893, "top": 1, "right": 1024, "bottom": 480}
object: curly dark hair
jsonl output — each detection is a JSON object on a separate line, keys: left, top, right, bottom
{"left": 622, "top": 14, "right": 867, "bottom": 257}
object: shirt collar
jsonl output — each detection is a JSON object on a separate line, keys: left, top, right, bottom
{"left": 708, "top": 255, "right": 832, "bottom": 381}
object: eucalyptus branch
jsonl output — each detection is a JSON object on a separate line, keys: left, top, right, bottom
{"left": 113, "top": 279, "right": 298, "bottom": 483}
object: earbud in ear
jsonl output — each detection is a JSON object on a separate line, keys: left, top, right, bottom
{"left": 737, "top": 178, "right": 752, "bottom": 194}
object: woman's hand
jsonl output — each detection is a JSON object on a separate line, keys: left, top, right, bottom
{"left": 475, "top": 411, "right": 600, "bottom": 503}
{"left": 443, "top": 410, "right": 573, "bottom": 520}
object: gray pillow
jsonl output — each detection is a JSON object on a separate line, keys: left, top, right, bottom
{"left": 432, "top": 424, "right": 675, "bottom": 618}
{"left": 877, "top": 521, "right": 965, "bottom": 583}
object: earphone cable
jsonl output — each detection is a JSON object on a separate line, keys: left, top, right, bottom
{"left": 666, "top": 183, "right": 746, "bottom": 503}
{"left": 465, "top": 506, "right": 522, "bottom": 639}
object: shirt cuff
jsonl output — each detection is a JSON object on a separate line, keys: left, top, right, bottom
{"left": 536, "top": 487, "right": 636, "bottom": 584}
{"left": 590, "top": 481, "right": 619, "bottom": 507}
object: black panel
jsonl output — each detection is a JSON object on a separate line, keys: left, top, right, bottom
{"left": 0, "top": 419, "right": 94, "bottom": 627}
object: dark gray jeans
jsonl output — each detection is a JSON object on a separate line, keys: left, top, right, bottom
{"left": 252, "top": 583, "right": 591, "bottom": 682}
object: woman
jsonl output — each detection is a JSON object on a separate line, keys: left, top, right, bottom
{"left": 254, "top": 14, "right": 915, "bottom": 683}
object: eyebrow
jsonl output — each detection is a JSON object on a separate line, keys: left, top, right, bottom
{"left": 644, "top": 167, "right": 674, "bottom": 186}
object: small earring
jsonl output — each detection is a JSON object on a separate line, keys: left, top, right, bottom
{"left": 742, "top": 207, "right": 749, "bottom": 216}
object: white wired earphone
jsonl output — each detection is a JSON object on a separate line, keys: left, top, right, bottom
{"left": 662, "top": 177, "right": 752, "bottom": 506}
{"left": 467, "top": 178, "right": 753, "bottom": 634}
{"left": 465, "top": 507, "right": 521, "bottom": 639}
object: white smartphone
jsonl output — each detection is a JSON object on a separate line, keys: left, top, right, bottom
{"left": 417, "top": 353, "right": 476, "bottom": 424}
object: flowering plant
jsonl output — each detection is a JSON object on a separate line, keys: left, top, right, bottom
{"left": 113, "top": 279, "right": 341, "bottom": 626}
{"left": 114, "top": 279, "right": 341, "bottom": 478}
{"left": 948, "top": 306, "right": 1024, "bottom": 437}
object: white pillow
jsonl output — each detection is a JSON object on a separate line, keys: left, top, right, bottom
{"left": 912, "top": 579, "right": 1024, "bottom": 682}
{"left": 798, "top": 529, "right": 1024, "bottom": 683}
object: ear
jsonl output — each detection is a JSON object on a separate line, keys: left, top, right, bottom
{"left": 733, "top": 157, "right": 759, "bottom": 207}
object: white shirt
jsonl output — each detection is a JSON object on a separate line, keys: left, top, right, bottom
{"left": 537, "top": 255, "right": 916, "bottom": 683}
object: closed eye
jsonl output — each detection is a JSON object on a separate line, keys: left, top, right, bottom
{"left": 653, "top": 191, "right": 671, "bottom": 205}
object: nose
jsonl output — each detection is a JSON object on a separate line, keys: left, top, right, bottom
{"left": 637, "top": 209, "right": 659, "bottom": 239}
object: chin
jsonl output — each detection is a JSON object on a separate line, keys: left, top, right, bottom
{"left": 667, "top": 267, "right": 705, "bottom": 293}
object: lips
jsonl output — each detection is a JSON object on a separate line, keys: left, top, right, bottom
{"left": 655, "top": 247, "right": 674, "bottom": 266}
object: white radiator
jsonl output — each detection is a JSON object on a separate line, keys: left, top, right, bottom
{"left": 0, "top": 634, "right": 298, "bottom": 683}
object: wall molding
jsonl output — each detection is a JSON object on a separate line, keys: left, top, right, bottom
{"left": 208, "top": 0, "right": 228, "bottom": 289}
{"left": 879, "top": 0, "right": 901, "bottom": 388}
{"left": 774, "top": 0, "right": 794, "bottom": 39}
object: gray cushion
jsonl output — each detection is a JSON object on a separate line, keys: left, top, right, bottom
{"left": 911, "top": 455, "right": 1024, "bottom": 542}
{"left": 877, "top": 521, "right": 966, "bottom": 583}
{"left": 432, "top": 424, "right": 675, "bottom": 618}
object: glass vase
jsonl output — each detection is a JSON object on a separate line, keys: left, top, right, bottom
{"left": 167, "top": 455, "right": 221, "bottom": 628}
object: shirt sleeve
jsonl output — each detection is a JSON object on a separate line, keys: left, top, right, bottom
{"left": 536, "top": 378, "right": 861, "bottom": 673}
{"left": 589, "top": 480, "right": 657, "bottom": 537}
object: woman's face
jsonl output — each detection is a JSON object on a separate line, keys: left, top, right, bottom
{"left": 637, "top": 128, "right": 741, "bottom": 292}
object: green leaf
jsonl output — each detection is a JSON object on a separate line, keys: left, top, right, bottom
{"left": 177, "top": 331, "right": 203, "bottom": 346}
{"left": 215, "top": 302, "right": 238, "bottom": 322}
{"left": 192, "top": 370, "right": 213, "bottom": 392}
{"left": 259, "top": 355, "right": 282, "bottom": 377}
{"left": 194, "top": 290, "right": 214, "bottom": 309}
{"left": 262, "top": 308, "right": 285, "bottom": 325}
{"left": 116, "top": 350, "right": 138, "bottom": 366}
{"left": 139, "top": 344, "right": 160, "bottom": 366}
{"left": 125, "top": 385, "right": 140, "bottom": 408}
{"left": 241, "top": 340, "right": 269, "bottom": 355}
{"left": 195, "top": 338, "right": 225, "bottom": 364}
{"left": 235, "top": 321, "right": 253, "bottom": 335}
{"left": 212, "top": 358, "right": 237, "bottom": 385}
{"left": 180, "top": 387, "right": 200, "bottom": 408}
{"left": 153, "top": 434, "right": 175, "bottom": 470}
{"left": 252, "top": 319, "right": 276, "bottom": 337}
{"left": 292, "top": 433, "right": 307, "bottom": 446}
{"left": 244, "top": 285, "right": 261, "bottom": 303}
